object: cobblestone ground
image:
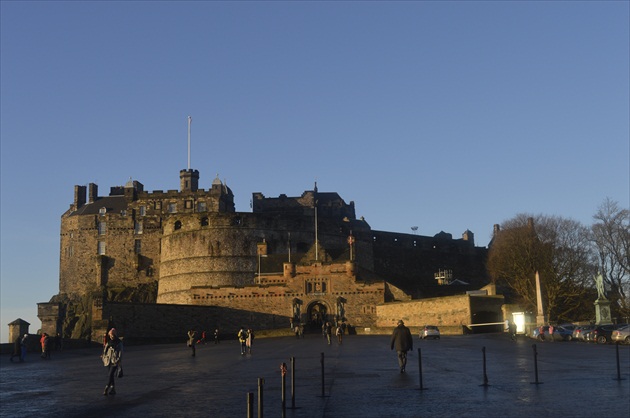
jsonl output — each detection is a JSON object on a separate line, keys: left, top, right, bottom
{"left": 1, "top": 333, "right": 629, "bottom": 417}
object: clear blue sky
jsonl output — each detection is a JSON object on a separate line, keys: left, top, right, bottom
{"left": 1, "top": 1, "right": 628, "bottom": 343}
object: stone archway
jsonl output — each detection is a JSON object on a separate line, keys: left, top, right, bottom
{"left": 306, "top": 301, "right": 329, "bottom": 330}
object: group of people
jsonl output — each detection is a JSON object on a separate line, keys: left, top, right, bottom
{"left": 189, "top": 326, "right": 255, "bottom": 356}
{"left": 9, "top": 333, "right": 29, "bottom": 363}
{"left": 321, "top": 321, "right": 345, "bottom": 345}
{"left": 238, "top": 327, "right": 254, "bottom": 355}
{"left": 186, "top": 328, "right": 223, "bottom": 356}
{"left": 10, "top": 332, "right": 63, "bottom": 363}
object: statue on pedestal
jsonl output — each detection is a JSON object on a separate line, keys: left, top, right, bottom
{"left": 595, "top": 273, "right": 607, "bottom": 300}
{"left": 594, "top": 273, "right": 612, "bottom": 325}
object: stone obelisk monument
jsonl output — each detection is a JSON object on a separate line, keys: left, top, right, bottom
{"left": 535, "top": 271, "right": 547, "bottom": 326}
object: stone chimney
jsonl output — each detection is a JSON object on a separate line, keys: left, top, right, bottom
{"left": 88, "top": 183, "right": 98, "bottom": 203}
{"left": 74, "top": 185, "right": 86, "bottom": 210}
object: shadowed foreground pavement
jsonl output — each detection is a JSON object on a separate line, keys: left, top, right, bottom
{"left": 1, "top": 333, "right": 629, "bottom": 417}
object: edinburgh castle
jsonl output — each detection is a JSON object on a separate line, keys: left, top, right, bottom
{"left": 37, "top": 168, "right": 503, "bottom": 343}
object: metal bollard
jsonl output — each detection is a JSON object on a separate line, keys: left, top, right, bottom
{"left": 530, "top": 344, "right": 543, "bottom": 385}
{"left": 247, "top": 392, "right": 254, "bottom": 418}
{"left": 258, "top": 377, "right": 265, "bottom": 418}
{"left": 280, "top": 363, "right": 287, "bottom": 418}
{"left": 614, "top": 342, "right": 625, "bottom": 381}
{"left": 480, "top": 346, "right": 489, "bottom": 387}
{"left": 320, "top": 352, "right": 326, "bottom": 397}
{"left": 417, "top": 348, "right": 426, "bottom": 391}
{"left": 290, "top": 357, "right": 296, "bottom": 409}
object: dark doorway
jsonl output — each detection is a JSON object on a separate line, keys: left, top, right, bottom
{"left": 307, "top": 301, "right": 329, "bottom": 330}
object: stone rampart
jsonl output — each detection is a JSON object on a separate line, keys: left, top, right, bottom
{"left": 94, "top": 301, "right": 287, "bottom": 344}
{"left": 376, "top": 294, "right": 504, "bottom": 335}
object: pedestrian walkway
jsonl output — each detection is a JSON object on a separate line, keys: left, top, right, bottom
{"left": 1, "top": 333, "right": 628, "bottom": 417}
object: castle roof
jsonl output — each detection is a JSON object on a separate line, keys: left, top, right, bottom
{"left": 72, "top": 196, "right": 128, "bottom": 216}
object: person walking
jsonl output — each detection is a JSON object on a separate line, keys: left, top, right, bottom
{"left": 187, "top": 330, "right": 197, "bottom": 356}
{"left": 238, "top": 327, "right": 248, "bottom": 355}
{"left": 246, "top": 328, "right": 254, "bottom": 354}
{"left": 40, "top": 333, "right": 47, "bottom": 358}
{"left": 324, "top": 322, "right": 332, "bottom": 345}
{"left": 9, "top": 335, "right": 21, "bottom": 362}
{"left": 508, "top": 320, "right": 517, "bottom": 341}
{"left": 55, "top": 333, "right": 63, "bottom": 351}
{"left": 20, "top": 334, "right": 28, "bottom": 362}
{"left": 43, "top": 333, "right": 51, "bottom": 359}
{"left": 390, "top": 320, "right": 413, "bottom": 373}
{"left": 102, "top": 328, "right": 123, "bottom": 396}
{"left": 336, "top": 324, "right": 343, "bottom": 344}
{"left": 214, "top": 328, "right": 220, "bottom": 344}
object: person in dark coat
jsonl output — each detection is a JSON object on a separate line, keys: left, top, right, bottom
{"left": 20, "top": 334, "right": 28, "bottom": 362}
{"left": 390, "top": 320, "right": 413, "bottom": 373}
{"left": 187, "top": 330, "right": 197, "bottom": 357}
{"left": 102, "top": 328, "right": 123, "bottom": 395}
{"left": 9, "top": 335, "right": 21, "bottom": 362}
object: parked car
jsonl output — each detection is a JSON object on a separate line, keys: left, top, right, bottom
{"left": 531, "top": 326, "right": 548, "bottom": 341}
{"left": 547, "top": 326, "right": 573, "bottom": 341}
{"left": 573, "top": 325, "right": 594, "bottom": 341}
{"left": 558, "top": 324, "right": 577, "bottom": 332}
{"left": 531, "top": 325, "right": 573, "bottom": 341}
{"left": 420, "top": 325, "right": 440, "bottom": 340}
{"left": 591, "top": 325, "right": 619, "bottom": 344}
{"left": 612, "top": 325, "right": 630, "bottom": 344}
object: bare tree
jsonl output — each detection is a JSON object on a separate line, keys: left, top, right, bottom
{"left": 488, "top": 214, "right": 595, "bottom": 322}
{"left": 592, "top": 198, "right": 630, "bottom": 319}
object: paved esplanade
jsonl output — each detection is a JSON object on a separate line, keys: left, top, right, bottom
{"left": 1, "top": 333, "right": 629, "bottom": 417}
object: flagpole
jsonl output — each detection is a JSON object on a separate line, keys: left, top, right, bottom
{"left": 187, "top": 116, "right": 192, "bottom": 169}
{"left": 315, "top": 203, "right": 318, "bottom": 261}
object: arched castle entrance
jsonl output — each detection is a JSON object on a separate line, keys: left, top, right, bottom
{"left": 306, "top": 301, "right": 330, "bottom": 330}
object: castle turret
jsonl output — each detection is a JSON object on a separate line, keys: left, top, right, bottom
{"left": 180, "top": 169, "right": 199, "bottom": 192}
{"left": 462, "top": 229, "right": 474, "bottom": 246}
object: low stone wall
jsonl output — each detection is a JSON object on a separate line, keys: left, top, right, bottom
{"left": 376, "top": 294, "right": 505, "bottom": 334}
{"left": 94, "top": 301, "right": 292, "bottom": 344}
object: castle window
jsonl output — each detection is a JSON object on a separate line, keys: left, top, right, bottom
{"left": 139, "top": 206, "right": 146, "bottom": 216}
{"left": 168, "top": 203, "right": 177, "bottom": 213}
{"left": 174, "top": 220, "right": 182, "bottom": 230}
{"left": 134, "top": 221, "right": 143, "bottom": 235}
{"left": 98, "top": 221, "right": 106, "bottom": 235}
{"left": 134, "top": 239, "right": 141, "bottom": 254}
{"left": 201, "top": 217, "right": 209, "bottom": 226}
{"left": 97, "top": 241, "right": 106, "bottom": 255}
{"left": 99, "top": 207, "right": 107, "bottom": 216}
{"left": 185, "top": 200, "right": 193, "bottom": 209}
{"left": 154, "top": 201, "right": 162, "bottom": 210}
{"left": 198, "top": 202, "right": 207, "bottom": 212}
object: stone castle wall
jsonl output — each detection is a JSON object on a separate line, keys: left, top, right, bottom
{"left": 187, "top": 262, "right": 385, "bottom": 329}
{"left": 376, "top": 294, "right": 505, "bottom": 334}
{"left": 51, "top": 171, "right": 493, "bottom": 341}
{"left": 93, "top": 301, "right": 288, "bottom": 344}
{"left": 156, "top": 211, "right": 374, "bottom": 304}
{"left": 371, "top": 230, "right": 488, "bottom": 297}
